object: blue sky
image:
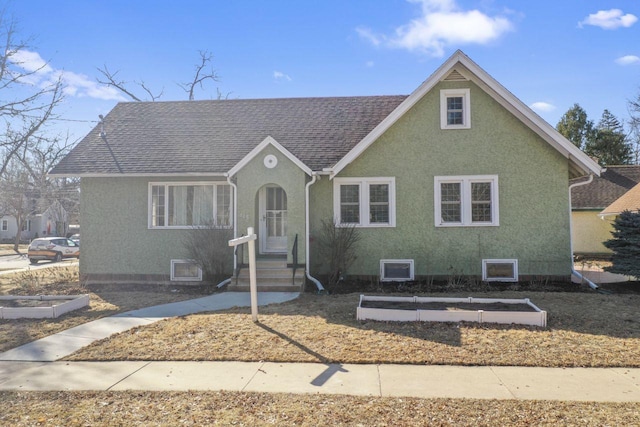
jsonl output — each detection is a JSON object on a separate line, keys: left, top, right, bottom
{"left": 8, "top": 0, "right": 640, "bottom": 141}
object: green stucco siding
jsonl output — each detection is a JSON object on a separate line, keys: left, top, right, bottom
{"left": 80, "top": 176, "right": 229, "bottom": 280}
{"left": 234, "top": 145, "right": 308, "bottom": 264}
{"left": 310, "top": 81, "right": 572, "bottom": 278}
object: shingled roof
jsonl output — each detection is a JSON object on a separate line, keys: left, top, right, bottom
{"left": 571, "top": 165, "right": 640, "bottom": 209}
{"left": 600, "top": 182, "right": 640, "bottom": 216}
{"left": 49, "top": 96, "right": 407, "bottom": 176}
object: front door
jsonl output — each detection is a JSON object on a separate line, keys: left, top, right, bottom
{"left": 259, "top": 186, "right": 288, "bottom": 254}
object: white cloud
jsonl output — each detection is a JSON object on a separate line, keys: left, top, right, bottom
{"left": 8, "top": 49, "right": 53, "bottom": 74}
{"left": 530, "top": 102, "right": 556, "bottom": 113}
{"left": 357, "top": 0, "right": 514, "bottom": 56}
{"left": 615, "top": 55, "right": 640, "bottom": 65}
{"left": 273, "top": 71, "right": 292, "bottom": 82}
{"left": 365, "top": 61, "right": 375, "bottom": 67}
{"left": 8, "top": 49, "right": 126, "bottom": 101}
{"left": 579, "top": 9, "right": 638, "bottom": 30}
{"left": 57, "top": 70, "right": 125, "bottom": 101}
{"left": 356, "top": 27, "right": 383, "bottom": 47}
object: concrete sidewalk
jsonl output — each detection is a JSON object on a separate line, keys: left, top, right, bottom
{"left": 0, "top": 361, "right": 638, "bottom": 402}
{"left": 0, "top": 291, "right": 299, "bottom": 362}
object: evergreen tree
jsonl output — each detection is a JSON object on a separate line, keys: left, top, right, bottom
{"left": 604, "top": 210, "right": 640, "bottom": 278}
{"left": 556, "top": 103, "right": 594, "bottom": 150}
{"left": 629, "top": 90, "right": 640, "bottom": 164}
{"left": 584, "top": 109, "right": 632, "bottom": 166}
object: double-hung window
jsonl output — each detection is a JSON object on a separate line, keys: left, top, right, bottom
{"left": 334, "top": 177, "right": 395, "bottom": 227}
{"left": 440, "top": 89, "right": 471, "bottom": 129}
{"left": 434, "top": 175, "right": 498, "bottom": 227}
{"left": 149, "top": 182, "right": 232, "bottom": 228}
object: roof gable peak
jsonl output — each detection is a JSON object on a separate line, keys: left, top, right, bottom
{"left": 227, "top": 136, "right": 312, "bottom": 177}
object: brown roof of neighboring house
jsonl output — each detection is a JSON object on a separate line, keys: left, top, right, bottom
{"left": 600, "top": 182, "right": 640, "bottom": 216}
{"left": 570, "top": 165, "right": 640, "bottom": 209}
{"left": 49, "top": 96, "right": 408, "bottom": 176}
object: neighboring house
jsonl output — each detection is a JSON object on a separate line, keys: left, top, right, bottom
{"left": 0, "top": 200, "right": 69, "bottom": 243}
{"left": 49, "top": 51, "right": 600, "bottom": 288}
{"left": 571, "top": 165, "right": 640, "bottom": 256}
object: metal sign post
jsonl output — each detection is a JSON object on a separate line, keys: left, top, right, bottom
{"left": 228, "top": 227, "right": 259, "bottom": 322}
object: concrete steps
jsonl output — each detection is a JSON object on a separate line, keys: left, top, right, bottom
{"left": 228, "top": 258, "right": 305, "bottom": 292}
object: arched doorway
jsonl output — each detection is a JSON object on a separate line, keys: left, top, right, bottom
{"left": 259, "top": 185, "right": 287, "bottom": 254}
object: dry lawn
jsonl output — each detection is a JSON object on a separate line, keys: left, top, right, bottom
{"left": 1, "top": 391, "right": 639, "bottom": 426}
{"left": 3, "top": 277, "right": 640, "bottom": 424}
{"left": 68, "top": 291, "right": 640, "bottom": 367}
{"left": 0, "top": 266, "right": 214, "bottom": 352}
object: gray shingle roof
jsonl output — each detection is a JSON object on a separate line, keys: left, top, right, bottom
{"left": 570, "top": 165, "right": 640, "bottom": 209}
{"left": 50, "top": 96, "right": 408, "bottom": 175}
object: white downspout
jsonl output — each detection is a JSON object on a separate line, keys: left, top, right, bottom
{"left": 569, "top": 174, "right": 599, "bottom": 290}
{"left": 305, "top": 173, "right": 325, "bottom": 292}
{"left": 226, "top": 174, "right": 238, "bottom": 273}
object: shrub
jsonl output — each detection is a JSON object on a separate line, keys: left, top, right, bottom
{"left": 182, "top": 222, "right": 233, "bottom": 284}
{"left": 315, "top": 219, "right": 361, "bottom": 287}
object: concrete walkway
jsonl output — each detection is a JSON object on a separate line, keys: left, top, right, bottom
{"left": 0, "top": 291, "right": 298, "bottom": 362}
{"left": 0, "top": 291, "right": 639, "bottom": 402}
{"left": 0, "top": 361, "right": 638, "bottom": 402}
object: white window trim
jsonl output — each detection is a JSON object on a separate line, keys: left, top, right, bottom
{"left": 482, "top": 259, "right": 518, "bottom": 282}
{"left": 380, "top": 259, "right": 415, "bottom": 282}
{"left": 1, "top": 219, "right": 7, "bottom": 231}
{"left": 170, "top": 259, "right": 203, "bottom": 282}
{"left": 148, "top": 181, "right": 233, "bottom": 229}
{"left": 434, "top": 175, "right": 499, "bottom": 227}
{"left": 333, "top": 177, "right": 396, "bottom": 227}
{"left": 440, "top": 88, "right": 471, "bottom": 129}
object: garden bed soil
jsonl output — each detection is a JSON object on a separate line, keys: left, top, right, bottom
{"left": 360, "top": 300, "right": 537, "bottom": 312}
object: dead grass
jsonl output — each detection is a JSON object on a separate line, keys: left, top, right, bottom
{"left": 1, "top": 391, "right": 638, "bottom": 426}
{"left": 3, "top": 279, "right": 640, "bottom": 423}
{"left": 67, "top": 291, "right": 640, "bottom": 367}
{"left": 0, "top": 266, "right": 214, "bottom": 352}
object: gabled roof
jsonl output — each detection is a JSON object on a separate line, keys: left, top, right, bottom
{"left": 49, "top": 96, "right": 406, "bottom": 177}
{"left": 600, "top": 182, "right": 640, "bottom": 217}
{"left": 227, "top": 136, "right": 312, "bottom": 176}
{"left": 50, "top": 50, "right": 600, "bottom": 179}
{"left": 329, "top": 50, "right": 600, "bottom": 178}
{"left": 571, "top": 165, "right": 640, "bottom": 209}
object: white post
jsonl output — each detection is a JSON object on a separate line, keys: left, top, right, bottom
{"left": 228, "top": 227, "right": 259, "bottom": 322}
{"left": 247, "top": 226, "right": 258, "bottom": 322}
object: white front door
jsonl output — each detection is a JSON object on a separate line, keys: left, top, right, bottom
{"left": 259, "top": 186, "right": 288, "bottom": 254}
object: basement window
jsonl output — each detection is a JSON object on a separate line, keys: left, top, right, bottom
{"left": 482, "top": 259, "right": 518, "bottom": 282}
{"left": 171, "top": 259, "right": 202, "bottom": 282}
{"left": 380, "top": 259, "right": 414, "bottom": 282}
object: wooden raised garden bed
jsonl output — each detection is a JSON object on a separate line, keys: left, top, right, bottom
{"left": 357, "top": 295, "right": 547, "bottom": 327}
{"left": 0, "top": 295, "right": 90, "bottom": 319}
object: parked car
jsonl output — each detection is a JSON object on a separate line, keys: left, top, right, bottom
{"left": 70, "top": 234, "right": 80, "bottom": 245}
{"left": 28, "top": 237, "right": 80, "bottom": 264}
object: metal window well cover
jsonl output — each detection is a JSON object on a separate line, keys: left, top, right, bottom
{"left": 356, "top": 295, "right": 547, "bottom": 327}
{"left": 0, "top": 295, "right": 90, "bottom": 319}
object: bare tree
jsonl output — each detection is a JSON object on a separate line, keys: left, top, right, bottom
{"left": 96, "top": 65, "right": 163, "bottom": 102}
{"left": 96, "top": 50, "right": 222, "bottom": 102}
{"left": 0, "top": 134, "right": 75, "bottom": 251}
{"left": 177, "top": 50, "right": 219, "bottom": 101}
{"left": 0, "top": 9, "right": 64, "bottom": 176}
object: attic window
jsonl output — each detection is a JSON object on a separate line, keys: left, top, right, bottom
{"left": 440, "top": 89, "right": 470, "bottom": 129}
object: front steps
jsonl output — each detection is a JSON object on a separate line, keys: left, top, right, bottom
{"left": 228, "top": 258, "right": 305, "bottom": 292}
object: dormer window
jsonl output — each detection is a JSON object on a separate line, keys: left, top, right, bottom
{"left": 440, "top": 89, "right": 470, "bottom": 129}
